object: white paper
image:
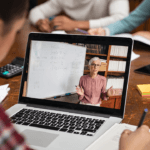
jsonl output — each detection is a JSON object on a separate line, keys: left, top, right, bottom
{"left": 0, "top": 90, "right": 8, "bottom": 102}
{"left": 26, "top": 41, "right": 86, "bottom": 99}
{"left": 86, "top": 123, "right": 137, "bottom": 150}
{"left": 51, "top": 30, "right": 67, "bottom": 34}
{"left": 0, "top": 84, "right": 10, "bottom": 102}
{"left": 113, "top": 33, "right": 133, "bottom": 38}
{"left": 0, "top": 84, "right": 9, "bottom": 90}
{"left": 133, "top": 35, "right": 150, "bottom": 46}
{"left": 131, "top": 51, "right": 140, "bottom": 61}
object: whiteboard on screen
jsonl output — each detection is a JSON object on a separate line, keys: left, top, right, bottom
{"left": 26, "top": 41, "right": 86, "bottom": 99}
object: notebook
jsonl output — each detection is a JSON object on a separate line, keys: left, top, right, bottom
{"left": 114, "top": 33, "right": 150, "bottom": 46}
{"left": 137, "top": 84, "right": 150, "bottom": 99}
{"left": 137, "top": 84, "right": 150, "bottom": 95}
{"left": 6, "top": 34, "right": 133, "bottom": 150}
{"left": 86, "top": 123, "right": 137, "bottom": 150}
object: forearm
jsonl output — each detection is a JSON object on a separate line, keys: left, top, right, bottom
{"left": 89, "top": 0, "right": 129, "bottom": 29}
{"left": 74, "top": 21, "right": 89, "bottom": 30}
{"left": 29, "top": 0, "right": 62, "bottom": 25}
{"left": 79, "top": 94, "right": 84, "bottom": 101}
{"left": 107, "top": 0, "right": 150, "bottom": 35}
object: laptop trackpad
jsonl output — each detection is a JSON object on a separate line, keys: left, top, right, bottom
{"left": 21, "top": 129, "right": 59, "bottom": 147}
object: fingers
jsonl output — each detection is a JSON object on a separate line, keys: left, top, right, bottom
{"left": 50, "top": 16, "right": 65, "bottom": 30}
{"left": 138, "top": 125, "right": 149, "bottom": 132}
{"left": 50, "top": 20, "right": 62, "bottom": 28}
{"left": 76, "top": 86, "right": 81, "bottom": 91}
{"left": 76, "top": 85, "right": 80, "bottom": 89}
{"left": 113, "top": 89, "right": 115, "bottom": 96}
{"left": 88, "top": 28, "right": 106, "bottom": 36}
{"left": 97, "top": 28, "right": 106, "bottom": 36}
{"left": 45, "top": 18, "right": 50, "bottom": 24}
{"left": 76, "top": 86, "right": 84, "bottom": 95}
{"left": 76, "top": 87, "right": 80, "bottom": 94}
{"left": 36, "top": 19, "right": 51, "bottom": 32}
{"left": 50, "top": 22, "right": 64, "bottom": 30}
{"left": 53, "top": 25, "right": 64, "bottom": 30}
{"left": 40, "top": 25, "right": 51, "bottom": 32}
{"left": 37, "top": 19, "right": 49, "bottom": 26}
{"left": 81, "top": 87, "right": 84, "bottom": 93}
{"left": 52, "top": 16, "right": 63, "bottom": 22}
{"left": 39, "top": 24, "right": 51, "bottom": 32}
{"left": 121, "top": 129, "right": 133, "bottom": 137}
{"left": 88, "top": 29, "right": 98, "bottom": 35}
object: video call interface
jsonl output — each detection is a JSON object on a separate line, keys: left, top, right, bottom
{"left": 22, "top": 40, "right": 129, "bottom": 110}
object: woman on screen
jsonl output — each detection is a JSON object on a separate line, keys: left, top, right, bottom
{"left": 76, "top": 57, "right": 114, "bottom": 106}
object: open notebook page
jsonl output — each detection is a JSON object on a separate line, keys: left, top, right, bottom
{"left": 114, "top": 33, "right": 150, "bottom": 46}
{"left": 86, "top": 123, "right": 137, "bottom": 150}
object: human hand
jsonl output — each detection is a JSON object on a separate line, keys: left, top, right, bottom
{"left": 132, "top": 31, "right": 150, "bottom": 40}
{"left": 76, "top": 86, "right": 84, "bottom": 96}
{"left": 107, "top": 86, "right": 122, "bottom": 97}
{"left": 88, "top": 28, "right": 106, "bottom": 36}
{"left": 36, "top": 18, "right": 51, "bottom": 32}
{"left": 49, "top": 15, "right": 76, "bottom": 31}
{"left": 119, "top": 125, "right": 150, "bottom": 150}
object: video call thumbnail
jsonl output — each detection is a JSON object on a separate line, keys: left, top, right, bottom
{"left": 22, "top": 41, "right": 128, "bottom": 110}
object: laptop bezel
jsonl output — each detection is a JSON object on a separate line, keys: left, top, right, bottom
{"left": 18, "top": 33, "right": 132, "bottom": 118}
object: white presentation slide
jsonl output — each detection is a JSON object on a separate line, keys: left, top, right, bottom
{"left": 26, "top": 41, "right": 86, "bottom": 99}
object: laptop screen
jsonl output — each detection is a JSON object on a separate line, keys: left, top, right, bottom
{"left": 19, "top": 34, "right": 132, "bottom": 117}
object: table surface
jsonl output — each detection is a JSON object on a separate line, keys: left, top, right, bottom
{"left": 1, "top": 20, "right": 150, "bottom": 127}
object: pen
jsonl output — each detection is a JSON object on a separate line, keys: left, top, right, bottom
{"left": 75, "top": 85, "right": 80, "bottom": 88}
{"left": 49, "top": 15, "right": 55, "bottom": 21}
{"left": 137, "top": 108, "right": 148, "bottom": 128}
{"left": 75, "top": 28, "right": 88, "bottom": 34}
{"left": 54, "top": 96, "right": 61, "bottom": 99}
{"left": 53, "top": 25, "right": 59, "bottom": 30}
{"left": 65, "top": 93, "right": 71, "bottom": 96}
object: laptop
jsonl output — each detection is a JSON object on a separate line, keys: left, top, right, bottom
{"left": 6, "top": 33, "right": 133, "bottom": 150}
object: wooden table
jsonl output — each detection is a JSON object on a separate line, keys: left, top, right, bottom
{"left": 1, "top": 20, "right": 150, "bottom": 127}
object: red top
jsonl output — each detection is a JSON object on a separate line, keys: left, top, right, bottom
{"left": 0, "top": 105, "right": 32, "bottom": 150}
{"left": 79, "top": 74, "right": 107, "bottom": 104}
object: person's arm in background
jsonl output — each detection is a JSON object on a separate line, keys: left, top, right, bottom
{"left": 89, "top": 0, "right": 129, "bottom": 29}
{"left": 107, "top": 0, "right": 150, "bottom": 35}
{"left": 50, "top": 16, "right": 90, "bottom": 31}
{"left": 100, "top": 78, "right": 107, "bottom": 100}
{"left": 49, "top": 0, "right": 129, "bottom": 31}
{"left": 77, "top": 77, "right": 85, "bottom": 101}
{"left": 77, "top": 77, "right": 91, "bottom": 102}
{"left": 0, "top": 105, "right": 32, "bottom": 149}
{"left": 119, "top": 125, "right": 150, "bottom": 150}
{"left": 89, "top": 0, "right": 150, "bottom": 36}
{"left": 29, "top": 0, "right": 62, "bottom": 31}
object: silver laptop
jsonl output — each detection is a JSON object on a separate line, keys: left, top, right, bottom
{"left": 6, "top": 33, "right": 133, "bottom": 150}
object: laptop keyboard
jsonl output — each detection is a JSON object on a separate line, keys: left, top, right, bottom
{"left": 10, "top": 109, "right": 105, "bottom": 136}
